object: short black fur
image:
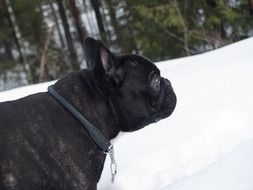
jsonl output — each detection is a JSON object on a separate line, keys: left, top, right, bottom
{"left": 0, "top": 37, "right": 176, "bottom": 190}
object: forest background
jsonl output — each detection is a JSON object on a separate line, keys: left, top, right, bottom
{"left": 0, "top": 0, "right": 252, "bottom": 91}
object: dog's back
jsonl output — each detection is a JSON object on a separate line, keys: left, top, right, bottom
{"left": 0, "top": 93, "right": 102, "bottom": 190}
{"left": 0, "top": 93, "right": 55, "bottom": 189}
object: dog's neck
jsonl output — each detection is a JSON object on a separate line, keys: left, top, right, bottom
{"left": 53, "top": 70, "right": 120, "bottom": 140}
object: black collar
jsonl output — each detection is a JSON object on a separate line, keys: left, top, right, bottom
{"left": 48, "top": 85, "right": 117, "bottom": 181}
{"left": 47, "top": 85, "right": 112, "bottom": 153}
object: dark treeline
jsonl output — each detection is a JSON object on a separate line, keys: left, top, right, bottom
{"left": 0, "top": 0, "right": 252, "bottom": 90}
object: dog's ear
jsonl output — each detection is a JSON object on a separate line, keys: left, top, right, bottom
{"left": 84, "top": 37, "right": 98, "bottom": 69}
{"left": 84, "top": 37, "right": 114, "bottom": 74}
{"left": 84, "top": 37, "right": 124, "bottom": 86}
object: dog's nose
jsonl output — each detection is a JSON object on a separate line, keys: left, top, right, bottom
{"left": 162, "top": 78, "right": 172, "bottom": 87}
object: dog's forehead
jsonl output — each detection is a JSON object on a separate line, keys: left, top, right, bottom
{"left": 120, "top": 54, "right": 159, "bottom": 74}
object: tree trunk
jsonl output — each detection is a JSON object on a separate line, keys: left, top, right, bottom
{"left": 104, "top": 0, "right": 120, "bottom": 44}
{"left": 68, "top": 0, "right": 88, "bottom": 48}
{"left": 249, "top": 0, "right": 253, "bottom": 14}
{"left": 206, "top": 0, "right": 217, "bottom": 7}
{"left": 174, "top": 0, "right": 190, "bottom": 56}
{"left": 56, "top": 0, "right": 80, "bottom": 70}
{"left": 82, "top": 0, "right": 96, "bottom": 36}
{"left": 4, "top": 0, "right": 32, "bottom": 82}
{"left": 49, "top": 2, "right": 65, "bottom": 48}
{"left": 90, "top": 0, "right": 107, "bottom": 42}
{"left": 4, "top": 40, "right": 13, "bottom": 60}
{"left": 39, "top": 26, "right": 54, "bottom": 82}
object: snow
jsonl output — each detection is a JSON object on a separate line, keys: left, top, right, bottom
{"left": 165, "top": 139, "right": 253, "bottom": 190}
{"left": 0, "top": 81, "right": 55, "bottom": 102}
{"left": 1, "top": 38, "right": 253, "bottom": 190}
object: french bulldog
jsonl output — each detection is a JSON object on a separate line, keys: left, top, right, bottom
{"left": 0, "top": 37, "right": 176, "bottom": 190}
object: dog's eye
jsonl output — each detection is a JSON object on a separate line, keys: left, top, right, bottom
{"left": 154, "top": 76, "right": 160, "bottom": 84}
{"left": 151, "top": 74, "right": 161, "bottom": 91}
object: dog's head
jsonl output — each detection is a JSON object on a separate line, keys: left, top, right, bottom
{"left": 84, "top": 37, "right": 177, "bottom": 132}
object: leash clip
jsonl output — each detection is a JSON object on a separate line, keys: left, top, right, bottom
{"left": 105, "top": 145, "right": 117, "bottom": 182}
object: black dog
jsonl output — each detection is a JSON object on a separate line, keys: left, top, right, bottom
{"left": 0, "top": 38, "right": 176, "bottom": 190}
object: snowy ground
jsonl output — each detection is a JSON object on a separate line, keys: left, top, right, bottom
{"left": 1, "top": 38, "right": 253, "bottom": 190}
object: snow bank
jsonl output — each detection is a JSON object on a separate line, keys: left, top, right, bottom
{"left": 0, "top": 81, "right": 55, "bottom": 102}
{"left": 165, "top": 139, "right": 253, "bottom": 190}
{"left": 1, "top": 38, "right": 253, "bottom": 190}
{"left": 98, "top": 38, "right": 253, "bottom": 190}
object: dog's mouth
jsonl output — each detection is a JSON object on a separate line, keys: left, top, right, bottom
{"left": 151, "top": 78, "right": 177, "bottom": 121}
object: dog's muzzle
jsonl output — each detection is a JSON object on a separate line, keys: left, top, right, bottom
{"left": 155, "top": 78, "right": 177, "bottom": 120}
